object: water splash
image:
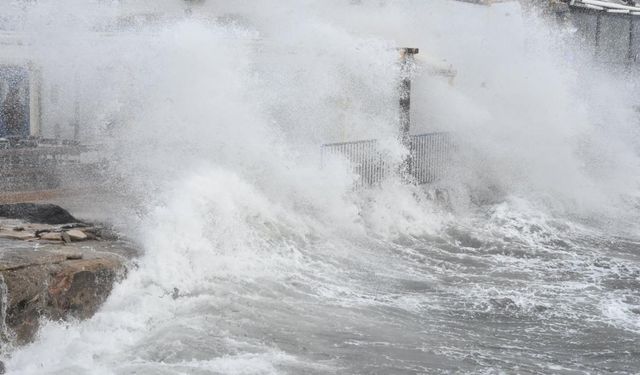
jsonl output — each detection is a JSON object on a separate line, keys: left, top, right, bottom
{"left": 2, "top": 1, "right": 640, "bottom": 374}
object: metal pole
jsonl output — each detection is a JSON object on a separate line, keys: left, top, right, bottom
{"left": 398, "top": 47, "right": 418, "bottom": 179}
{"left": 628, "top": 15, "right": 634, "bottom": 63}
{"left": 399, "top": 47, "right": 418, "bottom": 146}
{"left": 73, "top": 99, "right": 80, "bottom": 141}
{"left": 73, "top": 72, "right": 80, "bottom": 142}
{"left": 594, "top": 13, "right": 601, "bottom": 59}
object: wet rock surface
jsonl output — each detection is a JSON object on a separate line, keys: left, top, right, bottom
{"left": 0, "top": 204, "right": 137, "bottom": 345}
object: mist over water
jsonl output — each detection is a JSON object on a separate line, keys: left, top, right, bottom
{"left": 2, "top": 0, "right": 640, "bottom": 374}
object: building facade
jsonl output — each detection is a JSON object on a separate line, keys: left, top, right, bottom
{"left": 563, "top": 0, "right": 640, "bottom": 64}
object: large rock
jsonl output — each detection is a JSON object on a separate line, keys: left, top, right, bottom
{"left": 0, "top": 246, "right": 128, "bottom": 344}
{"left": 39, "top": 232, "right": 62, "bottom": 241}
{"left": 66, "top": 229, "right": 88, "bottom": 241}
{"left": 0, "top": 230, "right": 35, "bottom": 241}
{"left": 47, "top": 256, "right": 123, "bottom": 320}
{"left": 0, "top": 207, "right": 137, "bottom": 348}
{"left": 0, "top": 203, "right": 79, "bottom": 225}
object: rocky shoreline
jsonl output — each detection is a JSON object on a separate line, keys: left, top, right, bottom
{"left": 0, "top": 203, "right": 137, "bottom": 363}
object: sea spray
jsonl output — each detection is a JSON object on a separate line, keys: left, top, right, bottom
{"left": 2, "top": 1, "right": 640, "bottom": 374}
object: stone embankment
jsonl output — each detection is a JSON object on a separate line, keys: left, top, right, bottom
{"left": 0, "top": 203, "right": 137, "bottom": 348}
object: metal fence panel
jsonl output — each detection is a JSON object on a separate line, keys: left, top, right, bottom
{"left": 321, "top": 132, "right": 452, "bottom": 187}
{"left": 410, "top": 132, "right": 452, "bottom": 185}
{"left": 322, "top": 138, "right": 391, "bottom": 188}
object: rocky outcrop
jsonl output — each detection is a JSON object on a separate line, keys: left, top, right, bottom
{"left": 0, "top": 245, "right": 128, "bottom": 344}
{"left": 0, "top": 204, "right": 137, "bottom": 345}
{"left": 0, "top": 203, "right": 79, "bottom": 225}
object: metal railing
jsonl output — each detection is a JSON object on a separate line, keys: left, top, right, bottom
{"left": 410, "top": 132, "right": 452, "bottom": 185}
{"left": 321, "top": 138, "right": 391, "bottom": 188}
{"left": 321, "top": 132, "right": 452, "bottom": 187}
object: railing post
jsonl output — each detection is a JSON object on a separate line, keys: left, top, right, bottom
{"left": 399, "top": 48, "right": 418, "bottom": 146}
{"left": 398, "top": 47, "right": 418, "bottom": 179}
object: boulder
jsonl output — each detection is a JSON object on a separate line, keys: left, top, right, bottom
{"left": 0, "top": 203, "right": 79, "bottom": 225}
{"left": 47, "top": 256, "right": 123, "bottom": 321}
{"left": 0, "top": 204, "right": 137, "bottom": 348}
{"left": 66, "top": 229, "right": 87, "bottom": 242}
{"left": 0, "top": 230, "right": 35, "bottom": 241}
{"left": 0, "top": 247, "right": 127, "bottom": 344}
{"left": 61, "top": 231, "right": 71, "bottom": 244}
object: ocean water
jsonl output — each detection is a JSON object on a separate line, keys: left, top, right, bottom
{"left": 2, "top": 0, "right": 640, "bottom": 374}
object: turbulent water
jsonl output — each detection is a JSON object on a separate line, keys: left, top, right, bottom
{"left": 3, "top": 0, "right": 640, "bottom": 374}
